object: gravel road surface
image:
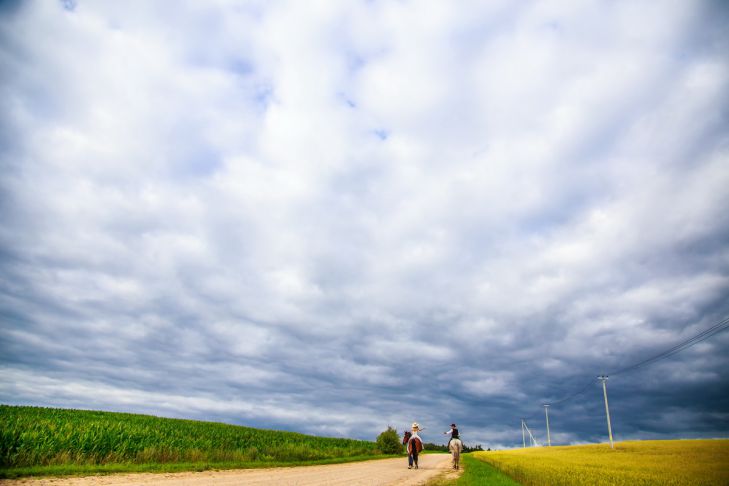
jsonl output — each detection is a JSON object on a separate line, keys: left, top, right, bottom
{"left": 2, "top": 454, "right": 459, "bottom": 485}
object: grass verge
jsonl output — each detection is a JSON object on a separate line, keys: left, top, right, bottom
{"left": 426, "top": 453, "right": 523, "bottom": 486}
{"left": 0, "top": 454, "right": 399, "bottom": 479}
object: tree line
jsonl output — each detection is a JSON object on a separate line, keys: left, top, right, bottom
{"left": 423, "top": 442, "right": 486, "bottom": 452}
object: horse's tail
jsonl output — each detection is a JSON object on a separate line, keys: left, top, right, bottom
{"left": 450, "top": 438, "right": 463, "bottom": 453}
{"left": 408, "top": 437, "right": 423, "bottom": 454}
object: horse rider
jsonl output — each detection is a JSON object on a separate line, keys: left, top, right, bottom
{"left": 407, "top": 422, "right": 425, "bottom": 469}
{"left": 443, "top": 423, "right": 460, "bottom": 446}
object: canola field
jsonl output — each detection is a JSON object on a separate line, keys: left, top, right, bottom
{"left": 473, "top": 439, "right": 729, "bottom": 486}
{"left": 0, "top": 405, "right": 379, "bottom": 470}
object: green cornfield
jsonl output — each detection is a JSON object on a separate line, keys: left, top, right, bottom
{"left": 0, "top": 405, "right": 380, "bottom": 469}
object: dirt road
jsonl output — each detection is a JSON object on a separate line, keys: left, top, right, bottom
{"left": 2, "top": 454, "right": 459, "bottom": 485}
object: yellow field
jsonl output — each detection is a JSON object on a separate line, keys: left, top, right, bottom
{"left": 472, "top": 439, "right": 729, "bottom": 486}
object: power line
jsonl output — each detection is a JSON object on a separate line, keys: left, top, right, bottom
{"left": 608, "top": 316, "right": 729, "bottom": 376}
{"left": 543, "top": 315, "right": 729, "bottom": 406}
{"left": 546, "top": 379, "right": 596, "bottom": 406}
{"left": 516, "top": 315, "right": 729, "bottom": 446}
{"left": 523, "top": 411, "right": 543, "bottom": 423}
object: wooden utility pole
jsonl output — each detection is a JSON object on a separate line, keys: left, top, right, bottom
{"left": 521, "top": 419, "right": 526, "bottom": 448}
{"left": 544, "top": 404, "right": 551, "bottom": 446}
{"left": 598, "top": 375, "right": 614, "bottom": 449}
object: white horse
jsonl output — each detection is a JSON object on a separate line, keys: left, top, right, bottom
{"left": 449, "top": 438, "right": 463, "bottom": 469}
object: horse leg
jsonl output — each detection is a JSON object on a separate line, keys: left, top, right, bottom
{"left": 451, "top": 449, "right": 459, "bottom": 469}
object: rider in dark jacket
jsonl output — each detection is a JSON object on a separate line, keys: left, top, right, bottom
{"left": 444, "top": 423, "right": 460, "bottom": 446}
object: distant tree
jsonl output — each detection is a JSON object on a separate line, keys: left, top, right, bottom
{"left": 376, "top": 426, "right": 402, "bottom": 455}
{"left": 425, "top": 442, "right": 486, "bottom": 453}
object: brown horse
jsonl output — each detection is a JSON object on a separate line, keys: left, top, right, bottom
{"left": 449, "top": 438, "right": 463, "bottom": 469}
{"left": 407, "top": 435, "right": 423, "bottom": 469}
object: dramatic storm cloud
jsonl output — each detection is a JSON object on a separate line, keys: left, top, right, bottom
{"left": 1, "top": 1, "right": 728, "bottom": 448}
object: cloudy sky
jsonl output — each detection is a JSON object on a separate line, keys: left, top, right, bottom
{"left": 1, "top": 0, "right": 728, "bottom": 449}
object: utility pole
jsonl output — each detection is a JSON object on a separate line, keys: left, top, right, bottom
{"left": 521, "top": 419, "right": 526, "bottom": 448}
{"left": 544, "top": 404, "right": 551, "bottom": 446}
{"left": 523, "top": 420, "right": 539, "bottom": 447}
{"left": 598, "top": 375, "right": 614, "bottom": 449}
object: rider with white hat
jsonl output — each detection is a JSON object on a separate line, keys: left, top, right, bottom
{"left": 407, "top": 422, "right": 425, "bottom": 469}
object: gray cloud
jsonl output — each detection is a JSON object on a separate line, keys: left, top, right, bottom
{"left": 1, "top": 0, "right": 728, "bottom": 450}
